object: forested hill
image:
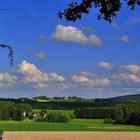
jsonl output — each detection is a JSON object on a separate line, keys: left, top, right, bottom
{"left": 0, "top": 94, "right": 140, "bottom": 110}
{"left": 110, "top": 94, "right": 140, "bottom": 102}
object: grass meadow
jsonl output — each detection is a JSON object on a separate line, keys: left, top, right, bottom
{"left": 1, "top": 119, "right": 140, "bottom": 131}
{"left": 0, "top": 110, "right": 140, "bottom": 131}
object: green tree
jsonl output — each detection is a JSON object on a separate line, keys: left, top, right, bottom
{"left": 58, "top": 0, "right": 140, "bottom": 23}
{"left": 12, "top": 108, "right": 24, "bottom": 121}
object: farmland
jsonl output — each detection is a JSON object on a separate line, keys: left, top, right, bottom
{"left": 1, "top": 119, "right": 140, "bottom": 131}
{"left": 4, "top": 132, "right": 140, "bottom": 140}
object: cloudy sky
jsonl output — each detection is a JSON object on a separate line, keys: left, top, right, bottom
{"left": 0, "top": 0, "right": 140, "bottom": 98}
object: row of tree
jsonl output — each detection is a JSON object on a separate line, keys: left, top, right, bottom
{"left": 74, "top": 103, "right": 140, "bottom": 125}
{"left": 0, "top": 102, "right": 32, "bottom": 121}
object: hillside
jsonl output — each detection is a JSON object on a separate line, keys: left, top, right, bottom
{"left": 110, "top": 94, "right": 140, "bottom": 102}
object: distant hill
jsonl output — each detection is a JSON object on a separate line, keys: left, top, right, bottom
{"left": 110, "top": 94, "right": 140, "bottom": 102}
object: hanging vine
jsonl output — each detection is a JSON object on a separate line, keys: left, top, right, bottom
{"left": 0, "top": 44, "right": 13, "bottom": 66}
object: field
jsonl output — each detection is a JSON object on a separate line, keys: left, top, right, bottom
{"left": 33, "top": 109, "right": 74, "bottom": 115}
{"left": 1, "top": 119, "right": 140, "bottom": 131}
{"left": 4, "top": 132, "right": 140, "bottom": 140}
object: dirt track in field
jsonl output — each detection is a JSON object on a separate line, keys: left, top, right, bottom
{"left": 3, "top": 132, "right": 140, "bottom": 140}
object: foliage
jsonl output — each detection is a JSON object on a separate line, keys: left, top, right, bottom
{"left": 17, "top": 104, "right": 32, "bottom": 113}
{"left": 0, "top": 105, "right": 24, "bottom": 121}
{"left": 58, "top": 0, "right": 140, "bottom": 23}
{"left": 104, "top": 118, "right": 114, "bottom": 124}
{"left": 74, "top": 107, "right": 117, "bottom": 119}
{"left": 125, "top": 109, "right": 140, "bottom": 125}
{"left": 34, "top": 111, "right": 71, "bottom": 123}
{"left": 0, "top": 44, "right": 13, "bottom": 66}
{"left": 0, "top": 103, "right": 32, "bottom": 121}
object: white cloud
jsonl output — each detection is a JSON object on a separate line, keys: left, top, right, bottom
{"left": 120, "top": 64, "right": 140, "bottom": 73}
{"left": 0, "top": 73, "right": 17, "bottom": 88}
{"left": 88, "top": 78, "right": 110, "bottom": 87}
{"left": 112, "top": 73, "right": 140, "bottom": 83}
{"left": 80, "top": 71, "right": 96, "bottom": 77}
{"left": 120, "top": 35, "right": 130, "bottom": 43}
{"left": 18, "top": 60, "right": 65, "bottom": 89}
{"left": 18, "top": 60, "right": 49, "bottom": 83}
{"left": 72, "top": 74, "right": 110, "bottom": 87}
{"left": 49, "top": 72, "right": 65, "bottom": 82}
{"left": 34, "top": 52, "right": 47, "bottom": 60}
{"left": 72, "top": 75, "right": 89, "bottom": 83}
{"left": 32, "top": 83, "right": 48, "bottom": 89}
{"left": 52, "top": 25, "right": 102, "bottom": 47}
{"left": 98, "top": 62, "right": 113, "bottom": 69}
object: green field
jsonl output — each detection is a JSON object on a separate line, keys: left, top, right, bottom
{"left": 33, "top": 110, "right": 74, "bottom": 115}
{"left": 0, "top": 119, "right": 140, "bottom": 131}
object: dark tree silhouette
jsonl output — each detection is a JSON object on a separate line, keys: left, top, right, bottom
{"left": 58, "top": 0, "right": 140, "bottom": 23}
{"left": 0, "top": 9, "right": 13, "bottom": 66}
{"left": 0, "top": 44, "right": 13, "bottom": 66}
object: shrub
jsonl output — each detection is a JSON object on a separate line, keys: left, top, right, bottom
{"left": 69, "top": 112, "right": 76, "bottom": 119}
{"left": 47, "top": 112, "right": 70, "bottom": 123}
{"left": 104, "top": 118, "right": 114, "bottom": 124}
{"left": 34, "top": 116, "right": 46, "bottom": 122}
{"left": 34, "top": 111, "right": 71, "bottom": 123}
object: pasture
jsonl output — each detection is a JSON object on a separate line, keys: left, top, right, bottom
{"left": 1, "top": 119, "right": 140, "bottom": 131}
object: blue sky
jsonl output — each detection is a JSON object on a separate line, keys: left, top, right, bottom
{"left": 0, "top": 0, "right": 140, "bottom": 98}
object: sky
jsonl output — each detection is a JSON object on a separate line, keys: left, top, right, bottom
{"left": 0, "top": 0, "right": 140, "bottom": 98}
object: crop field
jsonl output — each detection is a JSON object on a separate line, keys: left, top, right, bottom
{"left": 1, "top": 119, "right": 140, "bottom": 131}
{"left": 4, "top": 132, "right": 140, "bottom": 140}
{"left": 33, "top": 109, "right": 74, "bottom": 115}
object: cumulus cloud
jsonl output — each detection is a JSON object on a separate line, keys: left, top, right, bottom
{"left": 49, "top": 72, "right": 65, "bottom": 82}
{"left": 88, "top": 78, "right": 110, "bottom": 87}
{"left": 32, "top": 83, "right": 48, "bottom": 89}
{"left": 112, "top": 73, "right": 140, "bottom": 83}
{"left": 98, "top": 62, "right": 113, "bottom": 69}
{"left": 72, "top": 75, "right": 89, "bottom": 83}
{"left": 52, "top": 25, "right": 102, "bottom": 47}
{"left": 0, "top": 73, "right": 17, "bottom": 88}
{"left": 72, "top": 74, "right": 110, "bottom": 87}
{"left": 120, "top": 64, "right": 140, "bottom": 74}
{"left": 98, "top": 62, "right": 140, "bottom": 74}
{"left": 18, "top": 60, "right": 65, "bottom": 89}
{"left": 80, "top": 71, "right": 96, "bottom": 77}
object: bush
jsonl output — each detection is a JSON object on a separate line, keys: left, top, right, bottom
{"left": 34, "top": 116, "right": 46, "bottom": 122}
{"left": 34, "top": 111, "right": 71, "bottom": 123}
{"left": 47, "top": 112, "right": 70, "bottom": 123}
{"left": 104, "top": 118, "right": 114, "bottom": 124}
{"left": 69, "top": 112, "right": 76, "bottom": 119}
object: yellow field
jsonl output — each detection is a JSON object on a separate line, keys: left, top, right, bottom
{"left": 3, "top": 132, "right": 140, "bottom": 140}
